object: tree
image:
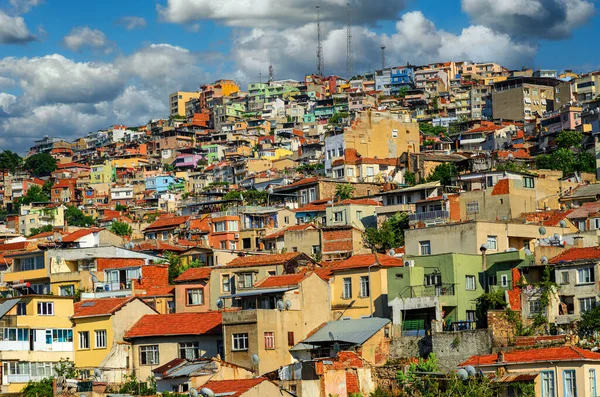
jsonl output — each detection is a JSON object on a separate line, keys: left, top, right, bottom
{"left": 21, "top": 377, "right": 53, "bottom": 397}
{"left": 115, "top": 203, "right": 128, "bottom": 212}
{"left": 535, "top": 130, "right": 595, "bottom": 175}
{"left": 364, "top": 212, "right": 409, "bottom": 252}
{"left": 24, "top": 153, "right": 57, "bottom": 177}
{"left": 328, "top": 112, "right": 349, "bottom": 125}
{"left": 555, "top": 130, "right": 583, "bottom": 149}
{"left": 65, "top": 205, "right": 95, "bottom": 227}
{"left": 475, "top": 290, "right": 507, "bottom": 328}
{"left": 578, "top": 304, "right": 600, "bottom": 338}
{"left": 334, "top": 183, "right": 355, "bottom": 200}
{"left": 110, "top": 221, "right": 132, "bottom": 237}
{"left": 404, "top": 171, "right": 416, "bottom": 186}
{"left": 0, "top": 150, "right": 22, "bottom": 173}
{"left": 419, "top": 123, "right": 446, "bottom": 136}
{"left": 42, "top": 180, "right": 54, "bottom": 197}
{"left": 29, "top": 225, "right": 53, "bottom": 237}
{"left": 14, "top": 184, "right": 50, "bottom": 212}
{"left": 427, "top": 162, "right": 458, "bottom": 186}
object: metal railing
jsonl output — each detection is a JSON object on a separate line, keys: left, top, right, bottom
{"left": 403, "top": 283, "right": 456, "bottom": 298}
{"left": 409, "top": 210, "right": 449, "bottom": 222}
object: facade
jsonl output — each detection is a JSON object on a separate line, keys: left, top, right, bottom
{"left": 170, "top": 91, "right": 201, "bottom": 117}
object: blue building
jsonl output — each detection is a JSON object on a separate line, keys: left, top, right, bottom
{"left": 390, "top": 67, "right": 415, "bottom": 93}
{"left": 145, "top": 175, "right": 179, "bottom": 193}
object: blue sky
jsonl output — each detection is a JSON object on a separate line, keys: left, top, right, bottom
{"left": 0, "top": 0, "right": 598, "bottom": 152}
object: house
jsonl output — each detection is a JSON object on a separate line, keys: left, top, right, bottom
{"left": 59, "top": 227, "right": 125, "bottom": 248}
{"left": 291, "top": 317, "right": 392, "bottom": 366}
{"left": 325, "top": 199, "right": 381, "bottom": 230}
{"left": 143, "top": 215, "right": 190, "bottom": 240}
{"left": 220, "top": 272, "right": 330, "bottom": 375}
{"left": 71, "top": 296, "right": 157, "bottom": 382}
{"left": 0, "top": 296, "right": 75, "bottom": 396}
{"left": 152, "top": 357, "right": 254, "bottom": 393}
{"left": 173, "top": 267, "right": 213, "bottom": 313}
{"left": 262, "top": 224, "right": 320, "bottom": 256}
{"left": 124, "top": 312, "right": 223, "bottom": 381}
{"left": 18, "top": 203, "right": 66, "bottom": 236}
{"left": 193, "top": 378, "right": 281, "bottom": 397}
{"left": 461, "top": 346, "right": 600, "bottom": 397}
{"left": 146, "top": 175, "right": 181, "bottom": 193}
{"left": 321, "top": 225, "right": 369, "bottom": 261}
{"left": 376, "top": 181, "right": 442, "bottom": 223}
{"left": 50, "top": 178, "right": 79, "bottom": 204}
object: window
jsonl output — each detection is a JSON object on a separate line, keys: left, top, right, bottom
{"left": 488, "top": 275, "right": 497, "bottom": 286}
{"left": 59, "top": 285, "right": 75, "bottom": 296}
{"left": 347, "top": 168, "right": 354, "bottom": 177}
{"left": 523, "top": 177, "right": 535, "bottom": 188}
{"left": 529, "top": 300, "right": 542, "bottom": 317}
{"left": 220, "top": 241, "right": 227, "bottom": 249}
{"left": 179, "top": 342, "right": 199, "bottom": 359}
{"left": 590, "top": 369, "right": 597, "bottom": 397}
{"left": 343, "top": 278, "right": 352, "bottom": 299}
{"left": 360, "top": 276, "right": 370, "bottom": 297}
{"left": 392, "top": 129, "right": 398, "bottom": 138}
{"left": 79, "top": 331, "right": 89, "bottom": 350}
{"left": 284, "top": 216, "right": 290, "bottom": 224}
{"left": 334, "top": 211, "right": 344, "bottom": 222}
{"left": 237, "top": 273, "right": 253, "bottom": 288}
{"left": 17, "top": 302, "right": 26, "bottom": 315}
{"left": 425, "top": 273, "right": 441, "bottom": 286}
{"left": 95, "top": 330, "right": 107, "bottom": 348}
{"left": 264, "top": 332, "right": 275, "bottom": 349}
{"left": 564, "top": 370, "right": 577, "bottom": 397}
{"left": 541, "top": 371, "right": 555, "bottom": 397}
{"left": 420, "top": 241, "right": 431, "bottom": 255}
{"left": 487, "top": 235, "right": 497, "bottom": 250}
{"left": 501, "top": 275, "right": 508, "bottom": 287}
{"left": 580, "top": 297, "right": 596, "bottom": 313}
{"left": 227, "top": 220, "right": 239, "bottom": 232}
{"left": 465, "top": 275, "right": 476, "bottom": 291}
{"left": 222, "top": 275, "right": 231, "bottom": 292}
{"left": 466, "top": 201, "right": 479, "bottom": 214}
{"left": 312, "top": 245, "right": 321, "bottom": 254}
{"left": 52, "top": 329, "right": 72, "bottom": 343}
{"left": 37, "top": 302, "right": 54, "bottom": 316}
{"left": 578, "top": 267, "right": 595, "bottom": 284}
{"left": 366, "top": 166, "right": 375, "bottom": 177}
{"left": 140, "top": 345, "right": 159, "bottom": 365}
{"left": 187, "top": 288, "right": 204, "bottom": 306}
{"left": 466, "top": 311, "right": 476, "bottom": 322}
{"left": 287, "top": 331, "right": 295, "bottom": 346}
{"left": 2, "top": 328, "right": 29, "bottom": 341}
{"left": 214, "top": 221, "right": 226, "bottom": 232}
{"left": 232, "top": 333, "right": 249, "bottom": 351}
{"left": 561, "top": 272, "right": 569, "bottom": 285}
{"left": 229, "top": 241, "right": 237, "bottom": 250}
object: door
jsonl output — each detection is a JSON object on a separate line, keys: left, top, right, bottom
{"left": 33, "top": 330, "right": 46, "bottom": 351}
{"left": 107, "top": 270, "right": 120, "bottom": 291}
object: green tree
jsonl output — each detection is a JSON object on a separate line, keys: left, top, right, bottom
{"left": 0, "top": 150, "right": 22, "bottom": 173}
{"left": 535, "top": 130, "right": 595, "bottom": 175}
{"left": 21, "top": 377, "right": 53, "bottom": 397}
{"left": 110, "top": 221, "right": 132, "bottom": 237}
{"left": 404, "top": 171, "right": 417, "bottom": 186}
{"left": 24, "top": 153, "right": 57, "bottom": 177}
{"left": 54, "top": 358, "right": 77, "bottom": 378}
{"left": 364, "top": 212, "right": 409, "bottom": 252}
{"left": 163, "top": 251, "right": 183, "bottom": 283}
{"left": 328, "top": 112, "right": 349, "bottom": 125}
{"left": 475, "top": 290, "right": 507, "bottom": 328}
{"left": 29, "top": 224, "right": 53, "bottom": 236}
{"left": 42, "top": 180, "right": 54, "bottom": 197}
{"left": 14, "top": 184, "right": 50, "bottom": 212}
{"left": 427, "top": 162, "right": 458, "bottom": 186}
{"left": 334, "top": 183, "right": 355, "bottom": 200}
{"left": 555, "top": 130, "right": 583, "bottom": 149}
{"left": 65, "top": 205, "right": 95, "bottom": 227}
{"left": 397, "top": 86, "right": 409, "bottom": 98}
{"left": 419, "top": 123, "right": 446, "bottom": 136}
{"left": 115, "top": 203, "right": 128, "bottom": 212}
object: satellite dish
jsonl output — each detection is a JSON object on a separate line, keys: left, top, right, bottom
{"left": 216, "top": 299, "right": 224, "bottom": 309}
{"left": 465, "top": 365, "right": 477, "bottom": 377}
{"left": 480, "top": 243, "right": 488, "bottom": 252}
{"left": 196, "top": 389, "right": 209, "bottom": 397}
{"left": 457, "top": 368, "right": 469, "bottom": 381}
{"left": 507, "top": 153, "right": 514, "bottom": 160}
{"left": 386, "top": 175, "right": 393, "bottom": 182}
{"left": 508, "top": 247, "right": 517, "bottom": 252}
{"left": 524, "top": 249, "right": 532, "bottom": 256}
{"left": 251, "top": 354, "right": 260, "bottom": 364}
{"left": 277, "top": 300, "right": 285, "bottom": 311}
{"left": 93, "top": 368, "right": 102, "bottom": 378}
{"left": 42, "top": 286, "right": 49, "bottom": 294}
{"left": 266, "top": 169, "right": 272, "bottom": 177}
{"left": 328, "top": 331, "right": 335, "bottom": 341}
{"left": 538, "top": 227, "right": 546, "bottom": 236}
{"left": 389, "top": 249, "right": 396, "bottom": 257}
{"left": 559, "top": 220, "right": 567, "bottom": 228}
{"left": 285, "top": 300, "right": 292, "bottom": 310}
{"left": 541, "top": 256, "right": 548, "bottom": 265}
{"left": 267, "top": 187, "right": 274, "bottom": 195}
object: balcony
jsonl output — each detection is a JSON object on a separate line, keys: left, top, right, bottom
{"left": 409, "top": 210, "right": 449, "bottom": 223}
{"left": 406, "top": 284, "right": 456, "bottom": 298}
{"left": 222, "top": 309, "right": 258, "bottom": 325}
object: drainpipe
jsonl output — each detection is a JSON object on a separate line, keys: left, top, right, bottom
{"left": 480, "top": 243, "right": 488, "bottom": 292}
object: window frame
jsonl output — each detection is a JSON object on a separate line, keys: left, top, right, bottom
{"left": 186, "top": 288, "right": 205, "bottom": 306}
{"left": 360, "top": 276, "right": 370, "bottom": 298}
{"left": 563, "top": 369, "right": 577, "bottom": 397}
{"left": 140, "top": 345, "right": 160, "bottom": 365}
{"left": 264, "top": 331, "right": 275, "bottom": 350}
{"left": 541, "top": 370, "right": 555, "bottom": 397}
{"left": 79, "top": 331, "right": 90, "bottom": 350}
{"left": 420, "top": 240, "right": 431, "bottom": 256}
{"left": 342, "top": 277, "right": 353, "bottom": 299}
{"left": 465, "top": 275, "right": 476, "bottom": 291}
{"left": 487, "top": 235, "right": 498, "bottom": 250}
{"left": 178, "top": 342, "right": 200, "bottom": 360}
{"left": 95, "top": 330, "right": 107, "bottom": 349}
{"left": 232, "top": 333, "right": 249, "bottom": 351}
{"left": 577, "top": 267, "right": 595, "bottom": 285}
{"left": 37, "top": 302, "right": 54, "bottom": 316}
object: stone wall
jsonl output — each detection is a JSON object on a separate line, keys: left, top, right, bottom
{"left": 431, "top": 329, "right": 493, "bottom": 371}
{"left": 487, "top": 310, "right": 518, "bottom": 347}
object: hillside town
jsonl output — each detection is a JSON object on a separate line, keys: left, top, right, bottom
{"left": 2, "top": 62, "right": 600, "bottom": 397}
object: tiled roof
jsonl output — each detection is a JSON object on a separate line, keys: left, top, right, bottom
{"left": 140, "top": 286, "right": 175, "bottom": 296}
{"left": 174, "top": 267, "right": 212, "bottom": 283}
{"left": 144, "top": 215, "right": 190, "bottom": 231}
{"left": 61, "top": 228, "right": 102, "bottom": 243}
{"left": 0, "top": 241, "right": 37, "bottom": 252}
{"left": 277, "top": 177, "right": 318, "bottom": 189}
{"left": 73, "top": 297, "right": 136, "bottom": 318}
{"left": 255, "top": 273, "right": 307, "bottom": 288}
{"left": 517, "top": 210, "right": 574, "bottom": 226}
{"left": 567, "top": 202, "right": 600, "bottom": 219}
{"left": 97, "top": 258, "right": 145, "bottom": 270}
{"left": 491, "top": 179, "right": 510, "bottom": 195}
{"left": 196, "top": 378, "right": 267, "bottom": 397}
{"left": 124, "top": 312, "right": 222, "bottom": 338}
{"left": 326, "top": 199, "right": 381, "bottom": 207}
{"left": 226, "top": 252, "right": 306, "bottom": 268}
{"left": 294, "top": 199, "right": 331, "bottom": 213}
{"left": 136, "top": 264, "right": 169, "bottom": 287}
{"left": 263, "top": 224, "right": 316, "bottom": 240}
{"left": 461, "top": 346, "right": 600, "bottom": 366}
{"left": 549, "top": 246, "right": 600, "bottom": 264}
{"left": 328, "top": 254, "right": 404, "bottom": 271}
{"left": 133, "top": 240, "right": 187, "bottom": 252}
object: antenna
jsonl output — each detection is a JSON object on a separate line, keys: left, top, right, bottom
{"left": 346, "top": 2, "right": 353, "bottom": 79}
{"left": 316, "top": 5, "right": 324, "bottom": 76}
{"left": 268, "top": 60, "right": 274, "bottom": 83}
{"left": 381, "top": 45, "right": 386, "bottom": 69}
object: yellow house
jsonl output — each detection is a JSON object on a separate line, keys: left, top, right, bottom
{"left": 3, "top": 249, "right": 50, "bottom": 294}
{"left": 0, "top": 295, "right": 74, "bottom": 396}
{"left": 111, "top": 156, "right": 150, "bottom": 169}
{"left": 71, "top": 296, "right": 157, "bottom": 382}
{"left": 90, "top": 160, "right": 114, "bottom": 184}
{"left": 169, "top": 91, "right": 200, "bottom": 117}
{"left": 259, "top": 148, "right": 293, "bottom": 160}
{"left": 462, "top": 346, "right": 600, "bottom": 397}
{"left": 327, "top": 254, "right": 404, "bottom": 320}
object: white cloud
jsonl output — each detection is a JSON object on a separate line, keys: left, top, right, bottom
{"left": 0, "top": 11, "right": 36, "bottom": 44}
{"left": 158, "top": 0, "right": 410, "bottom": 28}
{"left": 0, "top": 93, "right": 17, "bottom": 114}
{"left": 116, "top": 16, "right": 147, "bottom": 30}
{"left": 9, "top": 0, "right": 43, "bottom": 13}
{"left": 462, "top": 0, "right": 595, "bottom": 39}
{"left": 63, "top": 26, "right": 115, "bottom": 53}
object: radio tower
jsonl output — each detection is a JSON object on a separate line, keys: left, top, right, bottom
{"left": 381, "top": 45, "right": 386, "bottom": 69}
{"left": 316, "top": 5, "right": 324, "bottom": 76}
{"left": 346, "top": 2, "right": 353, "bottom": 79}
{"left": 268, "top": 59, "right": 274, "bottom": 83}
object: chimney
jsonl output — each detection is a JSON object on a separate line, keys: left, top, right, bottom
{"left": 574, "top": 236, "right": 584, "bottom": 248}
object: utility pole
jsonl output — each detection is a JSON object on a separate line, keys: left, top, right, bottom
{"left": 316, "top": 5, "right": 324, "bottom": 76}
{"left": 346, "top": 2, "right": 352, "bottom": 79}
{"left": 381, "top": 45, "right": 386, "bottom": 70}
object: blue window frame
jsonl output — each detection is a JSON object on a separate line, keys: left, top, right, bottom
{"left": 541, "top": 370, "right": 555, "bottom": 397}
{"left": 563, "top": 369, "right": 577, "bottom": 397}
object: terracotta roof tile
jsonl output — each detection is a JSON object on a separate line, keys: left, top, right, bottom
{"left": 144, "top": 215, "right": 190, "bottom": 231}
{"left": 196, "top": 378, "right": 267, "bottom": 397}
{"left": 255, "top": 273, "right": 306, "bottom": 288}
{"left": 226, "top": 253, "right": 307, "bottom": 268}
{"left": 73, "top": 297, "right": 137, "bottom": 318}
{"left": 277, "top": 177, "right": 318, "bottom": 190}
{"left": 174, "top": 267, "right": 212, "bottom": 283}
{"left": 518, "top": 210, "right": 574, "bottom": 226}
{"left": 328, "top": 254, "right": 404, "bottom": 271}
{"left": 461, "top": 346, "right": 600, "bottom": 367}
{"left": 97, "top": 258, "right": 145, "bottom": 270}
{"left": 491, "top": 179, "right": 510, "bottom": 196}
{"left": 61, "top": 228, "right": 103, "bottom": 243}
{"left": 549, "top": 246, "right": 600, "bottom": 264}
{"left": 140, "top": 286, "right": 175, "bottom": 296}
{"left": 125, "top": 312, "right": 222, "bottom": 338}
{"left": 326, "top": 199, "right": 381, "bottom": 207}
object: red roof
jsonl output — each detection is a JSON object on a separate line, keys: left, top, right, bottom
{"left": 140, "top": 286, "right": 175, "bottom": 296}
{"left": 491, "top": 179, "right": 510, "bottom": 195}
{"left": 57, "top": 162, "right": 89, "bottom": 170}
{"left": 263, "top": 224, "right": 316, "bottom": 240}
{"left": 0, "top": 241, "right": 37, "bottom": 252}
{"left": 328, "top": 254, "right": 404, "bottom": 271}
{"left": 145, "top": 215, "right": 190, "bottom": 231}
{"left": 174, "top": 267, "right": 212, "bottom": 283}
{"left": 61, "top": 228, "right": 102, "bottom": 243}
{"left": 133, "top": 240, "right": 188, "bottom": 253}
{"left": 197, "top": 378, "right": 267, "bottom": 397}
{"left": 124, "top": 312, "right": 222, "bottom": 338}
{"left": 294, "top": 199, "right": 331, "bottom": 213}
{"left": 549, "top": 246, "right": 600, "bottom": 264}
{"left": 518, "top": 210, "right": 574, "bottom": 226}
{"left": 255, "top": 273, "right": 307, "bottom": 288}
{"left": 278, "top": 177, "right": 318, "bottom": 189}
{"left": 226, "top": 253, "right": 307, "bottom": 268}
{"left": 326, "top": 199, "right": 381, "bottom": 207}
{"left": 97, "top": 258, "right": 145, "bottom": 270}
{"left": 461, "top": 346, "right": 600, "bottom": 367}
{"left": 73, "top": 297, "right": 137, "bottom": 318}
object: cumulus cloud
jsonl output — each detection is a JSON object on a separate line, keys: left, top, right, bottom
{"left": 462, "top": 0, "right": 595, "bottom": 39}
{"left": 63, "top": 26, "right": 115, "bottom": 53}
{"left": 158, "top": 0, "right": 410, "bottom": 28}
{"left": 9, "top": 0, "right": 43, "bottom": 14}
{"left": 0, "top": 11, "right": 36, "bottom": 44}
{"left": 116, "top": 16, "right": 147, "bottom": 30}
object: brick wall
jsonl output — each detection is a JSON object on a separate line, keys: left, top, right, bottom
{"left": 487, "top": 310, "right": 518, "bottom": 347}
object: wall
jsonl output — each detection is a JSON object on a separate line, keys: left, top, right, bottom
{"left": 175, "top": 280, "right": 210, "bottom": 313}
{"left": 430, "top": 330, "right": 492, "bottom": 371}
{"left": 284, "top": 228, "right": 320, "bottom": 256}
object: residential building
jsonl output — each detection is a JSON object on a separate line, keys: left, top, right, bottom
{"left": 193, "top": 378, "right": 280, "bottom": 397}
{"left": 143, "top": 215, "right": 190, "bottom": 241}
{"left": 18, "top": 203, "right": 65, "bottom": 236}
{"left": 573, "top": 71, "right": 600, "bottom": 103}
{"left": 170, "top": 91, "right": 201, "bottom": 117}
{"left": 173, "top": 267, "right": 212, "bottom": 314}
{"left": 90, "top": 160, "right": 114, "bottom": 184}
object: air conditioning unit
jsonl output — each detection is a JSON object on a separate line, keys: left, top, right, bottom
{"left": 234, "top": 233, "right": 240, "bottom": 239}
{"left": 404, "top": 260, "right": 415, "bottom": 267}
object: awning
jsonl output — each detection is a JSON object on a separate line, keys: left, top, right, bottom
{"left": 0, "top": 299, "right": 21, "bottom": 319}
{"left": 494, "top": 372, "right": 540, "bottom": 383}
{"left": 220, "top": 286, "right": 297, "bottom": 299}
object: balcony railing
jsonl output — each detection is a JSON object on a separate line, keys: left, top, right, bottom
{"left": 409, "top": 210, "right": 449, "bottom": 222}
{"left": 403, "top": 283, "right": 455, "bottom": 298}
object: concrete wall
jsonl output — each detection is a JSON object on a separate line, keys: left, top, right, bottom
{"left": 284, "top": 228, "right": 320, "bottom": 256}
{"left": 431, "top": 330, "right": 492, "bottom": 371}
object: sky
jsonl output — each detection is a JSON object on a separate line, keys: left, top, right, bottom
{"left": 0, "top": 0, "right": 598, "bottom": 153}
